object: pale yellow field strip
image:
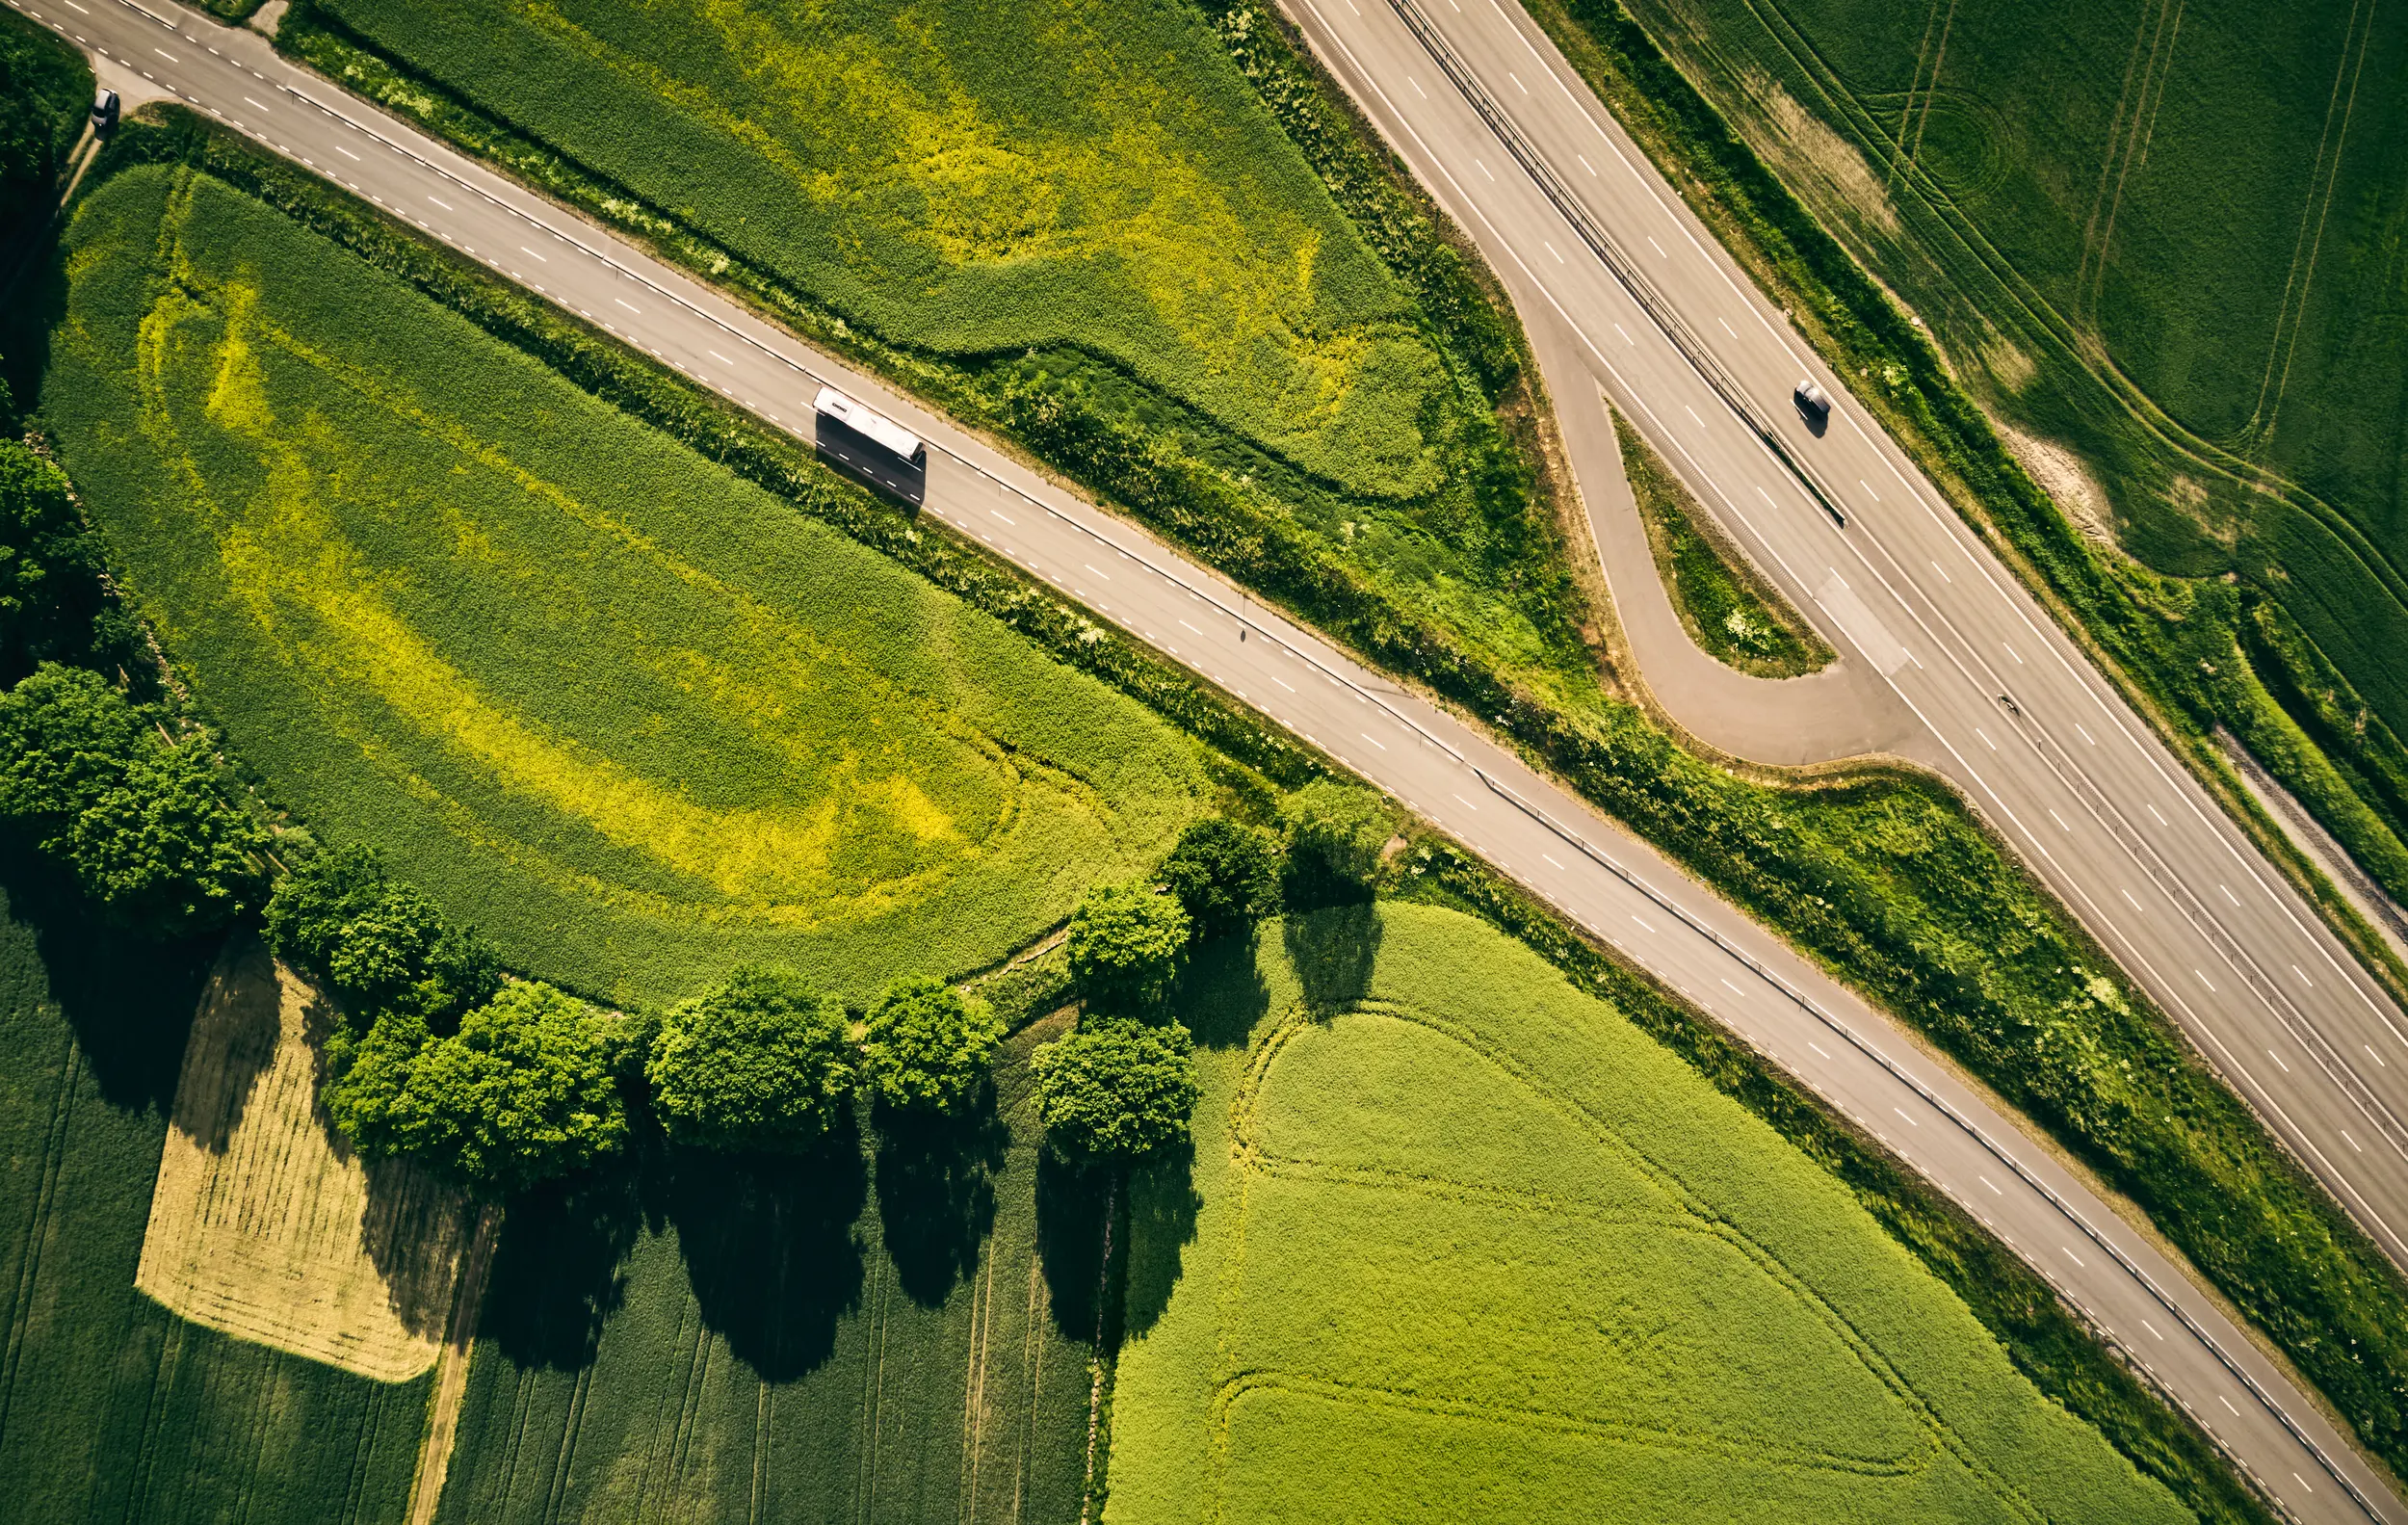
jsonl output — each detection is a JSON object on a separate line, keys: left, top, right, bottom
{"left": 135, "top": 937, "right": 476, "bottom": 1382}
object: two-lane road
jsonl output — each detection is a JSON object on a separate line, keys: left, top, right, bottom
{"left": 10, "top": 0, "right": 2398, "bottom": 1514}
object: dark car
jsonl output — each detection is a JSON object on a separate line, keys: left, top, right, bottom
{"left": 1793, "top": 378, "right": 1832, "bottom": 424}
{"left": 91, "top": 89, "right": 119, "bottom": 133}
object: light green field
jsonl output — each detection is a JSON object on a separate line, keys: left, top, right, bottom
{"left": 432, "top": 1015, "right": 1100, "bottom": 1523}
{"left": 1107, "top": 903, "right": 2189, "bottom": 1524}
{"left": 300, "top": 0, "right": 1453, "bottom": 502}
{"left": 0, "top": 846, "right": 426, "bottom": 1523}
{"left": 44, "top": 165, "right": 1206, "bottom": 1009}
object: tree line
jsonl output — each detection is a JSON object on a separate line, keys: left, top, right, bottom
{"left": 0, "top": 434, "right": 1399, "bottom": 1194}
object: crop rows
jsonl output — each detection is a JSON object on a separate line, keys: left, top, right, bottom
{"left": 0, "top": 847, "right": 426, "bottom": 1523}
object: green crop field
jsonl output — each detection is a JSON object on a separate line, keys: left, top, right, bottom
{"left": 43, "top": 164, "right": 1207, "bottom": 1010}
{"left": 432, "top": 1015, "right": 1101, "bottom": 1523}
{"left": 0, "top": 847, "right": 428, "bottom": 1523}
{"left": 1107, "top": 903, "right": 2188, "bottom": 1524}
{"left": 1609, "top": 0, "right": 2408, "bottom": 731}
{"left": 297, "top": 0, "right": 1450, "bottom": 504}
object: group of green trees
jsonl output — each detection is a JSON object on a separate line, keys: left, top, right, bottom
{"left": 0, "top": 440, "right": 262, "bottom": 939}
{"left": 1030, "top": 780, "right": 1394, "bottom": 1164}
{"left": 268, "top": 847, "right": 1013, "bottom": 1196}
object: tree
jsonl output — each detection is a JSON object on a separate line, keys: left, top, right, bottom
{"left": 0, "top": 443, "right": 105, "bottom": 679}
{"left": 0, "top": 663, "right": 267, "bottom": 933}
{"left": 335, "top": 981, "right": 626, "bottom": 1196}
{"left": 1281, "top": 779, "right": 1391, "bottom": 892}
{"left": 1160, "top": 817, "right": 1280, "bottom": 942}
{"left": 861, "top": 974, "right": 1004, "bottom": 1114}
{"left": 1066, "top": 881, "right": 1191, "bottom": 1009}
{"left": 647, "top": 964, "right": 854, "bottom": 1151}
{"left": 323, "top": 1007, "right": 431, "bottom": 1161}
{"left": 264, "top": 844, "right": 499, "bottom": 1032}
{"left": 1030, "top": 1016, "right": 1197, "bottom": 1162}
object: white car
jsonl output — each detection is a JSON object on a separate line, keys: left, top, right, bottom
{"left": 1793, "top": 378, "right": 1832, "bottom": 423}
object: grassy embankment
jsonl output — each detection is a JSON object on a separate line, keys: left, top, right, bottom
{"left": 1109, "top": 902, "right": 2192, "bottom": 1524}
{"left": 259, "top": 0, "right": 2408, "bottom": 1484}
{"left": 1613, "top": 407, "right": 1832, "bottom": 676}
{"left": 1542, "top": 0, "right": 2408, "bottom": 937}
{"left": 432, "top": 1015, "right": 1098, "bottom": 1522}
{"left": 43, "top": 164, "right": 1212, "bottom": 1012}
{"left": 0, "top": 846, "right": 428, "bottom": 1522}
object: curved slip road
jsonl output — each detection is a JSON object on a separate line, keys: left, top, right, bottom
{"left": 11, "top": 0, "right": 2398, "bottom": 1514}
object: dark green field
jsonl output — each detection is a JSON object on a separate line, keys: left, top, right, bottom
{"left": 0, "top": 848, "right": 428, "bottom": 1523}
{"left": 1607, "top": 0, "right": 2408, "bottom": 742}
{"left": 432, "top": 1016, "right": 1101, "bottom": 1524}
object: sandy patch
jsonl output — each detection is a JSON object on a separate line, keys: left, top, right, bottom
{"left": 1994, "top": 419, "right": 2114, "bottom": 546}
{"left": 136, "top": 936, "right": 476, "bottom": 1382}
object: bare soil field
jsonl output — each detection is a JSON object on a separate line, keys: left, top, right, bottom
{"left": 136, "top": 937, "right": 476, "bottom": 1382}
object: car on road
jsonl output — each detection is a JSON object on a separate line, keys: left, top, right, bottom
{"left": 1793, "top": 378, "right": 1831, "bottom": 425}
{"left": 90, "top": 89, "right": 118, "bottom": 134}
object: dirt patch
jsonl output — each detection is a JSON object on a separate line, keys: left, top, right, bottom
{"left": 135, "top": 936, "right": 476, "bottom": 1382}
{"left": 1994, "top": 419, "right": 2114, "bottom": 545}
{"left": 1750, "top": 72, "right": 1901, "bottom": 237}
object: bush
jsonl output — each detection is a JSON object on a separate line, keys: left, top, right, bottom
{"left": 860, "top": 974, "right": 1004, "bottom": 1115}
{"left": 1280, "top": 779, "right": 1391, "bottom": 892}
{"left": 329, "top": 981, "right": 626, "bottom": 1195}
{"left": 0, "top": 662, "right": 266, "bottom": 933}
{"left": 646, "top": 964, "right": 854, "bottom": 1151}
{"left": 1066, "top": 881, "right": 1191, "bottom": 1009}
{"left": 264, "top": 843, "right": 500, "bottom": 1032}
{"left": 1030, "top": 1015, "right": 1197, "bottom": 1162}
{"left": 1160, "top": 816, "right": 1281, "bottom": 942}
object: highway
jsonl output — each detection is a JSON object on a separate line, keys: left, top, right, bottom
{"left": 9, "top": 0, "right": 2400, "bottom": 1515}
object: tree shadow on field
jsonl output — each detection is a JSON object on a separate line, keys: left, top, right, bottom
{"left": 1119, "top": 1140, "right": 1201, "bottom": 1340}
{"left": 1034, "top": 1149, "right": 1117, "bottom": 1345}
{"left": 661, "top": 1123, "right": 869, "bottom": 1383}
{"left": 1174, "top": 933, "right": 1271, "bottom": 1051}
{"left": 1282, "top": 902, "right": 1382, "bottom": 1012}
{"left": 479, "top": 1161, "right": 644, "bottom": 1371}
{"left": 874, "top": 1095, "right": 1007, "bottom": 1308}
{"left": 0, "top": 835, "right": 215, "bottom": 1117}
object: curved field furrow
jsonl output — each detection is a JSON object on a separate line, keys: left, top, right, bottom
{"left": 1106, "top": 904, "right": 2192, "bottom": 1525}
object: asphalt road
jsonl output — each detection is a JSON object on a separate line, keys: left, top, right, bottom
{"left": 13, "top": 0, "right": 2401, "bottom": 1515}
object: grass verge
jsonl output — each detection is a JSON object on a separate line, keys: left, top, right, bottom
{"left": 1612, "top": 405, "right": 1832, "bottom": 677}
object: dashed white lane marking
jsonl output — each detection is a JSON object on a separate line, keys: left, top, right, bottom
{"left": 615, "top": 297, "right": 641, "bottom": 313}
{"left": 333, "top": 143, "right": 360, "bottom": 160}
